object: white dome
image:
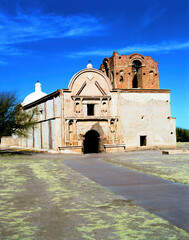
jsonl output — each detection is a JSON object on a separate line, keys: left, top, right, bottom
{"left": 22, "top": 82, "right": 47, "bottom": 106}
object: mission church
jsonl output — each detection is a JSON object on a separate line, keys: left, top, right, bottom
{"left": 17, "top": 52, "right": 176, "bottom": 153}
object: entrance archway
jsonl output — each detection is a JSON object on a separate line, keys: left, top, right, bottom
{"left": 83, "top": 130, "right": 99, "bottom": 154}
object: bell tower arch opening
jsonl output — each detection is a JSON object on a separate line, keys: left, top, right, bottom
{"left": 83, "top": 130, "right": 99, "bottom": 154}
{"left": 132, "top": 60, "right": 142, "bottom": 88}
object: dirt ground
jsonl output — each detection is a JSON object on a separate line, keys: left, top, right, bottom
{"left": 0, "top": 148, "right": 189, "bottom": 240}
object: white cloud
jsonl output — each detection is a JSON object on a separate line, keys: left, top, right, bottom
{"left": 72, "top": 41, "right": 189, "bottom": 57}
{"left": 0, "top": 9, "right": 106, "bottom": 58}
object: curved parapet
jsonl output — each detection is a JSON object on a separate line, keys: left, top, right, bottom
{"left": 68, "top": 67, "right": 112, "bottom": 96}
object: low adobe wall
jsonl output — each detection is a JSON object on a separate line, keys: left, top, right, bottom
{"left": 0, "top": 136, "right": 19, "bottom": 147}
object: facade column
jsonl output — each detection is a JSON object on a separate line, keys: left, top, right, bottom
{"left": 73, "top": 120, "right": 78, "bottom": 146}
{"left": 100, "top": 98, "right": 102, "bottom": 115}
{"left": 80, "top": 98, "right": 83, "bottom": 115}
{"left": 107, "top": 119, "right": 111, "bottom": 144}
{"left": 65, "top": 120, "right": 69, "bottom": 146}
{"left": 115, "top": 118, "right": 119, "bottom": 144}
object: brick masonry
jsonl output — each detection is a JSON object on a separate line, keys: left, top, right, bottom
{"left": 100, "top": 51, "right": 159, "bottom": 89}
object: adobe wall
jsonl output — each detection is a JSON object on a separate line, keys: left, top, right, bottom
{"left": 1, "top": 136, "right": 19, "bottom": 147}
{"left": 117, "top": 92, "right": 176, "bottom": 149}
{"left": 19, "top": 93, "right": 63, "bottom": 151}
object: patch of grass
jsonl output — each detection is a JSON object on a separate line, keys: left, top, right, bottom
{"left": 103, "top": 153, "right": 189, "bottom": 185}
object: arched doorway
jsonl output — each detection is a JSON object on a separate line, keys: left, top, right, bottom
{"left": 83, "top": 130, "right": 99, "bottom": 154}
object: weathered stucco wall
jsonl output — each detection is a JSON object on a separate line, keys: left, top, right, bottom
{"left": 16, "top": 93, "right": 62, "bottom": 150}
{"left": 117, "top": 92, "right": 176, "bottom": 149}
{"left": 1, "top": 136, "right": 18, "bottom": 147}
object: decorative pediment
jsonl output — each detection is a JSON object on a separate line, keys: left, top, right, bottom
{"left": 75, "top": 80, "right": 107, "bottom": 96}
{"left": 69, "top": 68, "right": 112, "bottom": 96}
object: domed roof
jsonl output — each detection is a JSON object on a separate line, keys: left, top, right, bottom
{"left": 22, "top": 82, "right": 47, "bottom": 106}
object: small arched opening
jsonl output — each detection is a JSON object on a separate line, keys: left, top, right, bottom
{"left": 83, "top": 130, "right": 99, "bottom": 154}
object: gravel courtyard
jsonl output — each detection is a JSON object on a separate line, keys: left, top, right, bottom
{"left": 102, "top": 148, "right": 189, "bottom": 185}
{"left": 0, "top": 147, "right": 189, "bottom": 240}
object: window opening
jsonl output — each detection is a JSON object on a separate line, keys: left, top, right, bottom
{"left": 140, "top": 136, "right": 147, "bottom": 146}
{"left": 87, "top": 104, "right": 94, "bottom": 116}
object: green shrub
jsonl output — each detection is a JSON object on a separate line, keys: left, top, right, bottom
{"left": 176, "top": 127, "right": 189, "bottom": 142}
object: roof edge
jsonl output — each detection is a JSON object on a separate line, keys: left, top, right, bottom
{"left": 23, "top": 90, "right": 61, "bottom": 109}
{"left": 111, "top": 89, "right": 170, "bottom": 93}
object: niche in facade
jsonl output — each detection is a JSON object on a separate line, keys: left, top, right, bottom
{"left": 68, "top": 120, "right": 74, "bottom": 145}
{"left": 75, "top": 102, "right": 80, "bottom": 113}
{"left": 110, "top": 120, "right": 115, "bottom": 133}
{"left": 102, "top": 102, "right": 107, "bottom": 112}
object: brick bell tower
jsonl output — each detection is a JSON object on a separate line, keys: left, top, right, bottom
{"left": 99, "top": 51, "right": 159, "bottom": 89}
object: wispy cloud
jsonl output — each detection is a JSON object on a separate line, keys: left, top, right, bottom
{"left": 142, "top": 7, "right": 166, "bottom": 28}
{"left": 0, "top": 9, "right": 106, "bottom": 58}
{"left": 72, "top": 41, "right": 189, "bottom": 57}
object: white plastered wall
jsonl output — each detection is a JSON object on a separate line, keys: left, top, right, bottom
{"left": 117, "top": 92, "right": 176, "bottom": 149}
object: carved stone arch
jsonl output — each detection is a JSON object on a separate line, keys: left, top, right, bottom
{"left": 81, "top": 122, "right": 106, "bottom": 153}
{"left": 68, "top": 120, "right": 74, "bottom": 131}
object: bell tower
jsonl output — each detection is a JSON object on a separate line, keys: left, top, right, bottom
{"left": 100, "top": 52, "right": 159, "bottom": 89}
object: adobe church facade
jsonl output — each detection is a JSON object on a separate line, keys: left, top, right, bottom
{"left": 18, "top": 52, "right": 176, "bottom": 153}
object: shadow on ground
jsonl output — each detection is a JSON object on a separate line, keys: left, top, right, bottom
{"left": 0, "top": 148, "right": 43, "bottom": 156}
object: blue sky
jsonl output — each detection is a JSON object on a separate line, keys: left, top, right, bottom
{"left": 0, "top": 0, "right": 188, "bottom": 128}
